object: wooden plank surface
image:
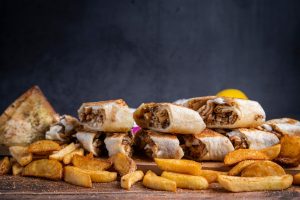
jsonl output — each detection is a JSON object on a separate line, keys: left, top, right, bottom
{"left": 0, "top": 176, "right": 300, "bottom": 200}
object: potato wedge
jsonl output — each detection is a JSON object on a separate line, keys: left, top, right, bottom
{"left": 228, "top": 160, "right": 258, "bottom": 176}
{"left": 241, "top": 161, "right": 286, "bottom": 177}
{"left": 112, "top": 153, "right": 136, "bottom": 176}
{"left": 28, "top": 140, "right": 61, "bottom": 155}
{"left": 162, "top": 171, "right": 208, "bottom": 190}
{"left": 64, "top": 166, "right": 92, "bottom": 188}
{"left": 218, "top": 174, "right": 293, "bottom": 192}
{"left": 260, "top": 144, "right": 281, "bottom": 160}
{"left": 142, "top": 170, "right": 176, "bottom": 192}
{"left": 195, "top": 169, "right": 227, "bottom": 183}
{"left": 63, "top": 148, "right": 84, "bottom": 165}
{"left": 22, "top": 159, "right": 63, "bottom": 180}
{"left": 154, "top": 158, "right": 201, "bottom": 175}
{"left": 121, "top": 170, "right": 144, "bottom": 190}
{"left": 224, "top": 149, "right": 268, "bottom": 166}
{"left": 12, "top": 163, "right": 23, "bottom": 176}
{"left": 276, "top": 135, "right": 300, "bottom": 167}
{"left": 9, "top": 146, "right": 32, "bottom": 166}
{"left": 82, "top": 169, "right": 117, "bottom": 183}
{"left": 0, "top": 157, "right": 11, "bottom": 175}
{"left": 72, "top": 154, "right": 112, "bottom": 171}
{"left": 49, "top": 143, "right": 78, "bottom": 161}
{"left": 293, "top": 173, "right": 300, "bottom": 185}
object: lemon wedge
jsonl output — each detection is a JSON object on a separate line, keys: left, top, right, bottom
{"left": 216, "top": 89, "right": 248, "bottom": 99}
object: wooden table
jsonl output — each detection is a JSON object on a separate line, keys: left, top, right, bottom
{"left": 0, "top": 176, "right": 300, "bottom": 200}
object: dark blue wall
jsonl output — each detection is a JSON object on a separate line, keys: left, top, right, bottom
{"left": 1, "top": 0, "right": 300, "bottom": 119}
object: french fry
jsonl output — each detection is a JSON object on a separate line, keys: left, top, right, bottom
{"left": 195, "top": 169, "right": 227, "bottom": 183}
{"left": 12, "top": 163, "right": 23, "bottom": 176}
{"left": 63, "top": 148, "right": 84, "bottom": 165}
{"left": 72, "top": 154, "right": 112, "bottom": 171}
{"left": 224, "top": 149, "right": 268, "bottom": 166}
{"left": 22, "top": 159, "right": 63, "bottom": 180}
{"left": 64, "top": 166, "right": 92, "bottom": 188}
{"left": 154, "top": 158, "right": 201, "bottom": 175}
{"left": 142, "top": 170, "right": 176, "bottom": 192}
{"left": 228, "top": 160, "right": 258, "bottom": 176}
{"left": 218, "top": 175, "right": 293, "bottom": 192}
{"left": 121, "top": 170, "right": 144, "bottom": 190}
{"left": 260, "top": 144, "right": 281, "bottom": 160}
{"left": 276, "top": 135, "right": 300, "bottom": 167}
{"left": 0, "top": 157, "right": 11, "bottom": 175}
{"left": 49, "top": 143, "right": 78, "bottom": 161}
{"left": 293, "top": 173, "right": 300, "bottom": 185}
{"left": 9, "top": 146, "right": 32, "bottom": 166}
{"left": 161, "top": 171, "right": 208, "bottom": 190}
{"left": 112, "top": 153, "right": 136, "bottom": 176}
{"left": 241, "top": 161, "right": 286, "bottom": 177}
{"left": 28, "top": 140, "right": 61, "bottom": 155}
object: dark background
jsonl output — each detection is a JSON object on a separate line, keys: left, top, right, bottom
{"left": 1, "top": 0, "right": 300, "bottom": 119}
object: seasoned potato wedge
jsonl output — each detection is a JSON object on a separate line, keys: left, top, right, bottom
{"left": 224, "top": 149, "right": 268, "bottom": 166}
{"left": 121, "top": 170, "right": 144, "bottom": 190}
{"left": 28, "top": 140, "right": 61, "bottom": 155}
{"left": 112, "top": 153, "right": 136, "bottom": 176}
{"left": 218, "top": 175, "right": 293, "bottom": 192}
{"left": 293, "top": 173, "right": 300, "bottom": 185}
{"left": 142, "top": 170, "right": 176, "bottom": 192}
{"left": 0, "top": 157, "right": 11, "bottom": 175}
{"left": 49, "top": 143, "right": 78, "bottom": 161}
{"left": 259, "top": 144, "right": 281, "bottom": 160}
{"left": 63, "top": 148, "right": 84, "bottom": 165}
{"left": 81, "top": 169, "right": 117, "bottom": 183}
{"left": 276, "top": 135, "right": 300, "bottom": 167}
{"left": 228, "top": 160, "right": 258, "bottom": 176}
{"left": 161, "top": 171, "right": 208, "bottom": 190}
{"left": 12, "top": 163, "right": 23, "bottom": 176}
{"left": 154, "top": 158, "right": 201, "bottom": 175}
{"left": 22, "top": 159, "right": 63, "bottom": 180}
{"left": 64, "top": 166, "right": 92, "bottom": 188}
{"left": 241, "top": 161, "right": 285, "bottom": 177}
{"left": 72, "top": 154, "right": 112, "bottom": 171}
{"left": 9, "top": 146, "right": 32, "bottom": 166}
{"left": 195, "top": 170, "right": 227, "bottom": 183}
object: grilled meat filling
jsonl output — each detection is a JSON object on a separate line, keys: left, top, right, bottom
{"left": 140, "top": 106, "right": 170, "bottom": 129}
{"left": 79, "top": 106, "right": 105, "bottom": 128}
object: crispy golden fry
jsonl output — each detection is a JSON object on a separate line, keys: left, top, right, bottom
{"left": 28, "top": 140, "right": 61, "bottom": 155}
{"left": 276, "top": 135, "right": 300, "bottom": 167}
{"left": 12, "top": 163, "right": 23, "bottom": 176}
{"left": 241, "top": 161, "right": 286, "bottom": 177}
{"left": 9, "top": 146, "right": 32, "bottom": 166}
{"left": 22, "top": 159, "right": 63, "bottom": 180}
{"left": 112, "top": 153, "right": 136, "bottom": 176}
{"left": 63, "top": 148, "right": 84, "bottom": 165}
{"left": 86, "top": 152, "right": 94, "bottom": 159}
{"left": 154, "top": 158, "right": 201, "bottom": 175}
{"left": 218, "top": 174, "right": 293, "bottom": 192}
{"left": 121, "top": 170, "right": 144, "bottom": 190}
{"left": 293, "top": 173, "right": 300, "bottom": 185}
{"left": 161, "top": 171, "right": 208, "bottom": 190}
{"left": 72, "top": 154, "right": 112, "bottom": 171}
{"left": 142, "top": 170, "right": 176, "bottom": 192}
{"left": 83, "top": 169, "right": 117, "bottom": 183}
{"left": 228, "top": 160, "right": 258, "bottom": 176}
{"left": 260, "top": 144, "right": 281, "bottom": 160}
{"left": 64, "top": 166, "right": 92, "bottom": 188}
{"left": 224, "top": 149, "right": 268, "bottom": 166}
{"left": 49, "top": 143, "right": 78, "bottom": 161}
{"left": 0, "top": 157, "right": 11, "bottom": 175}
{"left": 195, "top": 170, "right": 227, "bottom": 183}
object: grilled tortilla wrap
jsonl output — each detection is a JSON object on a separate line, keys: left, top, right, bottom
{"left": 227, "top": 128, "right": 279, "bottom": 150}
{"left": 104, "top": 132, "right": 133, "bottom": 157}
{"left": 134, "top": 129, "right": 184, "bottom": 159}
{"left": 184, "top": 96, "right": 265, "bottom": 129}
{"left": 134, "top": 103, "right": 206, "bottom": 134}
{"left": 180, "top": 129, "right": 234, "bottom": 161}
{"left": 258, "top": 118, "right": 300, "bottom": 137}
{"left": 78, "top": 99, "right": 134, "bottom": 132}
{"left": 76, "top": 131, "right": 105, "bottom": 156}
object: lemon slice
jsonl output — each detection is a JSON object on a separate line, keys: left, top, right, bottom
{"left": 216, "top": 89, "right": 248, "bottom": 99}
